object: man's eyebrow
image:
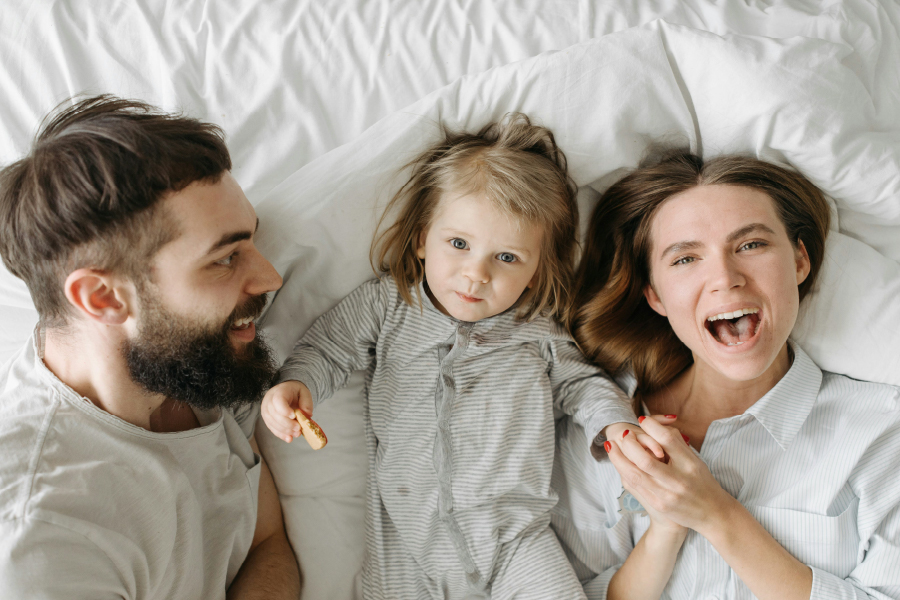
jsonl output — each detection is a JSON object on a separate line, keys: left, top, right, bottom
{"left": 204, "top": 217, "right": 259, "bottom": 256}
{"left": 726, "top": 222, "right": 777, "bottom": 243}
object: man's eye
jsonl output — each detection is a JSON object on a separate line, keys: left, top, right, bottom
{"left": 215, "top": 253, "right": 236, "bottom": 267}
{"left": 451, "top": 238, "right": 468, "bottom": 250}
{"left": 497, "top": 252, "right": 516, "bottom": 263}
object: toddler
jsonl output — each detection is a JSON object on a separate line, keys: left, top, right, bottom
{"left": 262, "top": 114, "right": 642, "bottom": 599}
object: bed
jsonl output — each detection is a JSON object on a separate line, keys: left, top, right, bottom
{"left": 2, "top": 2, "right": 899, "bottom": 598}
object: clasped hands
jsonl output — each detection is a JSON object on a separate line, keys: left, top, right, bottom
{"left": 605, "top": 416, "right": 737, "bottom": 538}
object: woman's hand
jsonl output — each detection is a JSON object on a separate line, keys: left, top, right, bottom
{"left": 606, "top": 415, "right": 687, "bottom": 537}
{"left": 609, "top": 416, "right": 737, "bottom": 535}
{"left": 605, "top": 415, "right": 687, "bottom": 600}
{"left": 604, "top": 414, "right": 678, "bottom": 461}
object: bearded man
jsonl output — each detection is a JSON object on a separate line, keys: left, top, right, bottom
{"left": 0, "top": 96, "right": 301, "bottom": 599}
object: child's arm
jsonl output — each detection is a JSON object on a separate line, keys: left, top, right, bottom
{"left": 263, "top": 278, "right": 388, "bottom": 442}
{"left": 542, "top": 324, "right": 657, "bottom": 458}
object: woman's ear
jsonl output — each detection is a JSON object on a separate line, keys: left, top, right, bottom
{"left": 64, "top": 269, "right": 135, "bottom": 325}
{"left": 643, "top": 282, "right": 667, "bottom": 317}
{"left": 795, "top": 239, "right": 811, "bottom": 285}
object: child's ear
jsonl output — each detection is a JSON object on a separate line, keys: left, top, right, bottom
{"left": 415, "top": 230, "right": 427, "bottom": 260}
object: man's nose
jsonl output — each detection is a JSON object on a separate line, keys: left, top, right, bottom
{"left": 245, "top": 247, "right": 283, "bottom": 295}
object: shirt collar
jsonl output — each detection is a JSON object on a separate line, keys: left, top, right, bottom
{"left": 744, "top": 340, "right": 822, "bottom": 450}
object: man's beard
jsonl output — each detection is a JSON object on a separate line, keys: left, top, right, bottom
{"left": 123, "top": 291, "right": 277, "bottom": 411}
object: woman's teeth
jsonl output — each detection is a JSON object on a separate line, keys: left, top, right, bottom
{"left": 707, "top": 307, "right": 759, "bottom": 322}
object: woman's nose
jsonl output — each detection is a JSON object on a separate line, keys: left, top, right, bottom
{"left": 709, "top": 256, "right": 745, "bottom": 292}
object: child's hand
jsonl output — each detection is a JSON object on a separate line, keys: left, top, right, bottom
{"left": 261, "top": 380, "right": 314, "bottom": 443}
{"left": 604, "top": 415, "right": 679, "bottom": 461}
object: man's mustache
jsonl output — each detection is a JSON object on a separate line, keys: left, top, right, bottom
{"left": 227, "top": 294, "right": 269, "bottom": 327}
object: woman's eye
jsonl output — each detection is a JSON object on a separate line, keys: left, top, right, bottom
{"left": 497, "top": 252, "right": 516, "bottom": 263}
{"left": 672, "top": 256, "right": 695, "bottom": 266}
{"left": 451, "top": 238, "right": 468, "bottom": 250}
{"left": 740, "top": 241, "right": 765, "bottom": 251}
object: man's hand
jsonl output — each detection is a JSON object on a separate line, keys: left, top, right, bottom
{"left": 261, "top": 380, "right": 314, "bottom": 443}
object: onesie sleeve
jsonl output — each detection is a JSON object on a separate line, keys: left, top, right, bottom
{"left": 541, "top": 324, "right": 638, "bottom": 454}
{"left": 278, "top": 278, "right": 388, "bottom": 405}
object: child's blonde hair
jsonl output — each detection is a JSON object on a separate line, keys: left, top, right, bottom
{"left": 371, "top": 113, "right": 578, "bottom": 322}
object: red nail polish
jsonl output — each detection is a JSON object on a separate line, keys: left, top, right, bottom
{"left": 622, "top": 429, "right": 630, "bottom": 438}
{"left": 682, "top": 433, "right": 690, "bottom": 444}
{"left": 604, "top": 441, "right": 612, "bottom": 452}
{"left": 666, "top": 414, "right": 677, "bottom": 419}
{"left": 638, "top": 416, "right": 646, "bottom": 424}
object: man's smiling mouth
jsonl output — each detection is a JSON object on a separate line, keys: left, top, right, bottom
{"left": 705, "top": 308, "right": 761, "bottom": 346}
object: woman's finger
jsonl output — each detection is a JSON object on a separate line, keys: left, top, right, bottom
{"left": 606, "top": 440, "right": 667, "bottom": 500}
{"left": 619, "top": 431, "right": 668, "bottom": 477}
{"left": 635, "top": 415, "right": 693, "bottom": 460}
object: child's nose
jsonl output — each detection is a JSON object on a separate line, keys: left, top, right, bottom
{"left": 462, "top": 257, "right": 490, "bottom": 283}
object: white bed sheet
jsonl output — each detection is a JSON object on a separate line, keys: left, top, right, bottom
{"left": 1, "top": 2, "right": 899, "bottom": 599}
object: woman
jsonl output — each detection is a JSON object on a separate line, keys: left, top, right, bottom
{"left": 551, "top": 151, "right": 900, "bottom": 599}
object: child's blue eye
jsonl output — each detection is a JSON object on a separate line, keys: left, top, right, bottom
{"left": 498, "top": 252, "right": 516, "bottom": 263}
{"left": 451, "top": 238, "right": 468, "bottom": 250}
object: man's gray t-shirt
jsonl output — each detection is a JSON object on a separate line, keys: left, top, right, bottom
{"left": 0, "top": 334, "right": 261, "bottom": 600}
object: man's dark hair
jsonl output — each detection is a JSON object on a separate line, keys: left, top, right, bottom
{"left": 0, "top": 95, "right": 232, "bottom": 327}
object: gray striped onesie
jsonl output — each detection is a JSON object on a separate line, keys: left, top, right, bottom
{"left": 280, "top": 276, "right": 637, "bottom": 599}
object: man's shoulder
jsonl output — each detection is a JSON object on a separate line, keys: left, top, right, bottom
{"left": 0, "top": 340, "right": 61, "bottom": 520}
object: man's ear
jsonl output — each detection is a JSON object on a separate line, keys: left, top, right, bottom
{"left": 795, "top": 238, "right": 811, "bottom": 286}
{"left": 64, "top": 269, "right": 135, "bottom": 325}
{"left": 643, "top": 281, "right": 667, "bottom": 317}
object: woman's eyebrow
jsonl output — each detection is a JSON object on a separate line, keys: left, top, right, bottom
{"left": 660, "top": 223, "right": 778, "bottom": 260}
{"left": 726, "top": 223, "right": 776, "bottom": 243}
{"left": 660, "top": 240, "right": 702, "bottom": 259}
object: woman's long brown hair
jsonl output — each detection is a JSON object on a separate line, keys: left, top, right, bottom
{"left": 569, "top": 150, "right": 831, "bottom": 397}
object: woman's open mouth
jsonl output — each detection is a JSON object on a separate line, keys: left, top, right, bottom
{"left": 705, "top": 308, "right": 761, "bottom": 346}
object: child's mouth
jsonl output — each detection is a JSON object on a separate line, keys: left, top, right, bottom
{"left": 705, "top": 308, "right": 761, "bottom": 346}
{"left": 456, "top": 292, "right": 482, "bottom": 303}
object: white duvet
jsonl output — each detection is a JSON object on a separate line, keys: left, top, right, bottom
{"left": 1, "top": 2, "right": 899, "bottom": 599}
